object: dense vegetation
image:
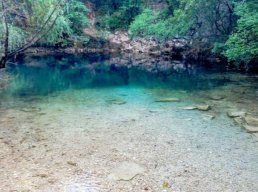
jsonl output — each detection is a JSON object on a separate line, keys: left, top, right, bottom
{"left": 0, "top": 0, "right": 257, "bottom": 68}
{"left": 89, "top": 0, "right": 258, "bottom": 64}
{"left": 0, "top": 0, "right": 88, "bottom": 67}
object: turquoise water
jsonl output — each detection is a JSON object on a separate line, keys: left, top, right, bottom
{"left": 2, "top": 54, "right": 230, "bottom": 98}
{"left": 1, "top": 54, "right": 258, "bottom": 191}
{"left": 0, "top": 54, "right": 234, "bottom": 114}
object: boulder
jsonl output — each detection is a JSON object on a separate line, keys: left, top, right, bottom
{"left": 108, "top": 161, "right": 146, "bottom": 181}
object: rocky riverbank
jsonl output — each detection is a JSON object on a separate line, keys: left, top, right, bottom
{"left": 24, "top": 31, "right": 226, "bottom": 70}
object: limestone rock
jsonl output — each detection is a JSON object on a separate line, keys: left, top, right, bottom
{"left": 244, "top": 116, "right": 258, "bottom": 127}
{"left": 181, "top": 106, "right": 197, "bottom": 110}
{"left": 202, "top": 114, "right": 215, "bottom": 120}
{"left": 67, "top": 161, "right": 77, "bottom": 166}
{"left": 108, "top": 161, "right": 146, "bottom": 181}
{"left": 155, "top": 98, "right": 180, "bottom": 102}
{"left": 242, "top": 124, "right": 258, "bottom": 133}
{"left": 227, "top": 111, "right": 246, "bottom": 118}
{"left": 181, "top": 105, "right": 211, "bottom": 111}
{"left": 196, "top": 105, "right": 211, "bottom": 111}
{"left": 233, "top": 117, "right": 244, "bottom": 126}
{"left": 233, "top": 117, "right": 258, "bottom": 133}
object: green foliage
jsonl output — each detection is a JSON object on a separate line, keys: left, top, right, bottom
{"left": 129, "top": 8, "right": 190, "bottom": 40}
{"left": 0, "top": 24, "right": 28, "bottom": 52}
{"left": 225, "top": 1, "right": 258, "bottom": 62}
{"left": 129, "top": 0, "right": 257, "bottom": 64}
{"left": 1, "top": 0, "right": 257, "bottom": 65}
{"left": 164, "top": 0, "right": 180, "bottom": 16}
{"left": 66, "top": 1, "right": 89, "bottom": 34}
{"left": 46, "top": 15, "right": 72, "bottom": 44}
{"left": 39, "top": 0, "right": 89, "bottom": 45}
{"left": 95, "top": 0, "right": 143, "bottom": 30}
{"left": 0, "top": 0, "right": 89, "bottom": 52}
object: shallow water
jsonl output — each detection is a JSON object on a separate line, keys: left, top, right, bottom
{"left": 0, "top": 54, "right": 258, "bottom": 192}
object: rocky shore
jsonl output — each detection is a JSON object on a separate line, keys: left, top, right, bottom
{"left": 25, "top": 31, "right": 225, "bottom": 69}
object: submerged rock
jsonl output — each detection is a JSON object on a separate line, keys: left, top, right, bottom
{"left": 106, "top": 99, "right": 127, "bottom": 105}
{"left": 233, "top": 116, "right": 258, "bottom": 133}
{"left": 202, "top": 114, "right": 215, "bottom": 120}
{"left": 227, "top": 111, "right": 246, "bottom": 118}
{"left": 244, "top": 116, "right": 258, "bottom": 127}
{"left": 233, "top": 117, "right": 244, "bottom": 126}
{"left": 242, "top": 125, "right": 258, "bottom": 133}
{"left": 108, "top": 161, "right": 146, "bottom": 181}
{"left": 181, "top": 105, "right": 211, "bottom": 111}
{"left": 149, "top": 109, "right": 164, "bottom": 113}
{"left": 155, "top": 98, "right": 180, "bottom": 102}
{"left": 67, "top": 161, "right": 77, "bottom": 166}
{"left": 209, "top": 95, "right": 225, "bottom": 100}
{"left": 196, "top": 105, "right": 211, "bottom": 111}
{"left": 181, "top": 106, "right": 197, "bottom": 110}
{"left": 240, "top": 116, "right": 258, "bottom": 133}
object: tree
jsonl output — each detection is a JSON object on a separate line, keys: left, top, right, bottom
{"left": 130, "top": 0, "right": 236, "bottom": 40}
{"left": 0, "top": 0, "right": 88, "bottom": 68}
{"left": 105, "top": 0, "right": 143, "bottom": 30}
{"left": 0, "top": 0, "right": 66, "bottom": 68}
{"left": 225, "top": 0, "right": 258, "bottom": 63}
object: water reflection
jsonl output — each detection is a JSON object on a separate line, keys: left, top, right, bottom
{"left": 3, "top": 54, "right": 231, "bottom": 97}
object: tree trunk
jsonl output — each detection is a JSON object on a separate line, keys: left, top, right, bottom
{"left": 1, "top": 0, "right": 9, "bottom": 69}
{"left": 0, "top": 57, "right": 6, "bottom": 68}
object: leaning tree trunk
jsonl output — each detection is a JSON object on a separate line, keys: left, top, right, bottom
{"left": 0, "top": 0, "right": 65, "bottom": 69}
{"left": 0, "top": 57, "right": 7, "bottom": 68}
{"left": 0, "top": 0, "right": 9, "bottom": 69}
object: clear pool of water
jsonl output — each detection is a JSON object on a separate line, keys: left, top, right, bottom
{"left": 0, "top": 54, "right": 258, "bottom": 192}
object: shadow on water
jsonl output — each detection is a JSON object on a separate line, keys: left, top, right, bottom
{"left": 2, "top": 54, "right": 231, "bottom": 97}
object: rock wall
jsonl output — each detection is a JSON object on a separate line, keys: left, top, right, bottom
{"left": 108, "top": 31, "right": 195, "bottom": 60}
